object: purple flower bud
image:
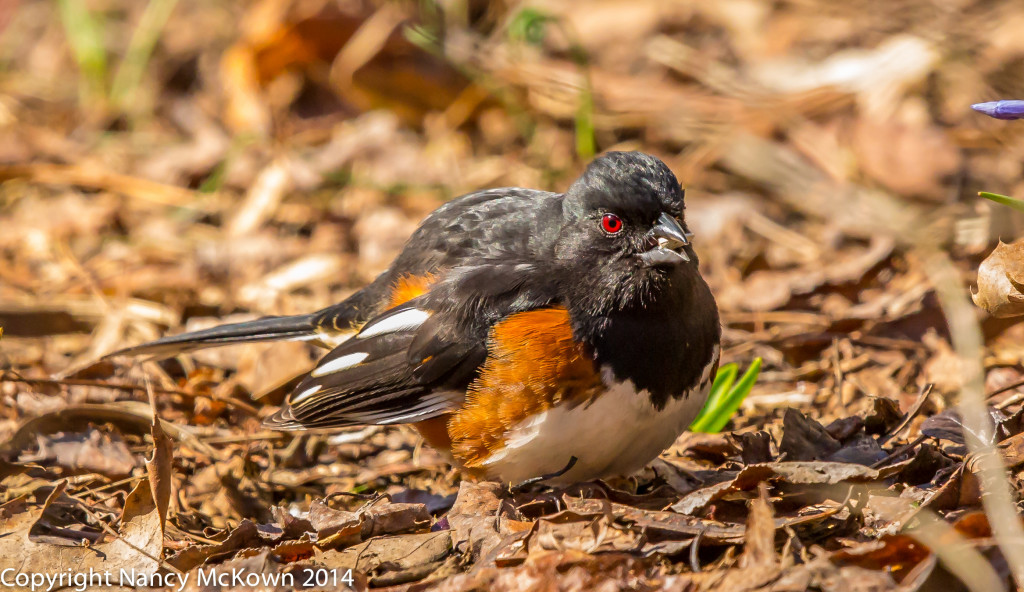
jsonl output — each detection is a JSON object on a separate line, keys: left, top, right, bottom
{"left": 972, "top": 100, "right": 1024, "bottom": 120}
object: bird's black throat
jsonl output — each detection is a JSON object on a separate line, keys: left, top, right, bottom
{"left": 572, "top": 263, "right": 721, "bottom": 410}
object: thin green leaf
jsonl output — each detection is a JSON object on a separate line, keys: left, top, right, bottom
{"left": 704, "top": 363, "right": 738, "bottom": 411}
{"left": 980, "top": 192, "right": 1024, "bottom": 213}
{"left": 57, "top": 0, "right": 108, "bottom": 105}
{"left": 701, "top": 357, "right": 762, "bottom": 433}
{"left": 689, "top": 363, "right": 737, "bottom": 432}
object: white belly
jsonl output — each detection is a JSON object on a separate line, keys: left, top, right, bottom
{"left": 479, "top": 375, "right": 711, "bottom": 485}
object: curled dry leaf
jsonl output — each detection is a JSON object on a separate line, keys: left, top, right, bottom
{"left": 830, "top": 511, "right": 1010, "bottom": 587}
{"left": 740, "top": 485, "right": 777, "bottom": 569}
{"left": 920, "top": 408, "right": 1005, "bottom": 446}
{"left": 308, "top": 498, "right": 430, "bottom": 546}
{"left": 21, "top": 427, "right": 138, "bottom": 477}
{"left": 146, "top": 415, "right": 173, "bottom": 535}
{"left": 0, "top": 479, "right": 165, "bottom": 578}
{"left": 780, "top": 408, "right": 842, "bottom": 461}
{"left": 445, "top": 481, "right": 518, "bottom": 564}
{"left": 168, "top": 498, "right": 433, "bottom": 577}
{"left": 525, "top": 507, "right": 644, "bottom": 556}
{"left": 672, "top": 461, "right": 892, "bottom": 515}
{"left": 560, "top": 495, "right": 840, "bottom": 549}
{"left": 168, "top": 520, "right": 265, "bottom": 572}
{"left": 108, "top": 477, "right": 165, "bottom": 574}
{"left": 314, "top": 531, "right": 451, "bottom": 587}
{"left": 972, "top": 240, "right": 1024, "bottom": 318}
{"left": 831, "top": 535, "right": 931, "bottom": 582}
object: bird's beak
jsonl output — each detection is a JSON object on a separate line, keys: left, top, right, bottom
{"left": 640, "top": 213, "right": 693, "bottom": 266}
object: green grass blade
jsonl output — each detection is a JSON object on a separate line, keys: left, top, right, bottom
{"left": 689, "top": 363, "right": 737, "bottom": 432}
{"left": 507, "top": 8, "right": 596, "bottom": 160}
{"left": 574, "top": 83, "right": 596, "bottom": 160}
{"left": 701, "top": 357, "right": 762, "bottom": 434}
{"left": 980, "top": 192, "right": 1024, "bottom": 213}
{"left": 57, "top": 0, "right": 108, "bottom": 105}
{"left": 111, "top": 0, "right": 181, "bottom": 111}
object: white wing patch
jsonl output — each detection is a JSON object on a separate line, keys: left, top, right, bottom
{"left": 358, "top": 309, "right": 430, "bottom": 338}
{"left": 343, "top": 391, "right": 463, "bottom": 424}
{"left": 310, "top": 352, "right": 370, "bottom": 377}
{"left": 291, "top": 384, "right": 322, "bottom": 404}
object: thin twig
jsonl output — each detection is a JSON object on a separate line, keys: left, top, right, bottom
{"left": 989, "top": 378, "right": 1024, "bottom": 400}
{"left": 689, "top": 527, "right": 706, "bottom": 573}
{"left": 871, "top": 435, "right": 927, "bottom": 469}
{"left": 0, "top": 372, "right": 259, "bottom": 415}
{"left": 996, "top": 392, "right": 1024, "bottom": 411}
{"left": 908, "top": 509, "right": 1006, "bottom": 592}
{"left": 67, "top": 494, "right": 183, "bottom": 576}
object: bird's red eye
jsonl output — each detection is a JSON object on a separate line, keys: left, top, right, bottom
{"left": 601, "top": 214, "right": 623, "bottom": 234}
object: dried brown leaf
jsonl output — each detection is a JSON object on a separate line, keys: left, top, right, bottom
{"left": 168, "top": 520, "right": 264, "bottom": 572}
{"left": 780, "top": 409, "right": 842, "bottom": 461}
{"left": 974, "top": 241, "right": 1024, "bottom": 318}
{"left": 673, "top": 461, "right": 887, "bottom": 515}
{"left": 0, "top": 479, "right": 165, "bottom": 577}
{"left": 315, "top": 531, "right": 450, "bottom": 586}
{"left": 21, "top": 427, "right": 137, "bottom": 477}
{"left": 740, "top": 485, "right": 777, "bottom": 569}
{"left": 146, "top": 415, "right": 173, "bottom": 534}
{"left": 446, "top": 481, "right": 516, "bottom": 564}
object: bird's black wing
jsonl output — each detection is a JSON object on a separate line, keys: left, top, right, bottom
{"left": 265, "top": 260, "right": 561, "bottom": 430}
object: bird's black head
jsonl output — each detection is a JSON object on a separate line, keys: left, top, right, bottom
{"left": 556, "top": 152, "right": 720, "bottom": 407}
{"left": 556, "top": 151, "right": 697, "bottom": 313}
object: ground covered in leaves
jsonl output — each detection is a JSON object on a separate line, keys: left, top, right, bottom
{"left": 4, "top": 0, "right": 1024, "bottom": 590}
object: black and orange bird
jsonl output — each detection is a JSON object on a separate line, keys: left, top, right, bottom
{"left": 109, "top": 152, "right": 721, "bottom": 485}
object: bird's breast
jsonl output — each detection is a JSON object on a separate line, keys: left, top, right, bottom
{"left": 460, "top": 360, "right": 717, "bottom": 484}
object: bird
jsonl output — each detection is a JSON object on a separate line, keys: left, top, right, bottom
{"left": 108, "top": 151, "right": 721, "bottom": 485}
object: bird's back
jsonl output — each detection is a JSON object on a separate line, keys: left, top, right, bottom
{"left": 314, "top": 188, "right": 563, "bottom": 333}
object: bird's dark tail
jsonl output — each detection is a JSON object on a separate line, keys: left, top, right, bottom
{"left": 104, "top": 274, "right": 394, "bottom": 359}
{"left": 104, "top": 313, "right": 321, "bottom": 359}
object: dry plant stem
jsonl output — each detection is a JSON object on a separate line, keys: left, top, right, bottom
{"left": 997, "top": 392, "right": 1024, "bottom": 410}
{"left": 921, "top": 249, "right": 1024, "bottom": 588}
{"left": 0, "top": 163, "right": 200, "bottom": 208}
{"left": 870, "top": 434, "right": 927, "bottom": 469}
{"left": 0, "top": 373, "right": 259, "bottom": 415}
{"left": 721, "top": 131, "right": 1024, "bottom": 587}
{"left": 988, "top": 378, "right": 1024, "bottom": 400}
{"left": 909, "top": 510, "right": 1005, "bottom": 592}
